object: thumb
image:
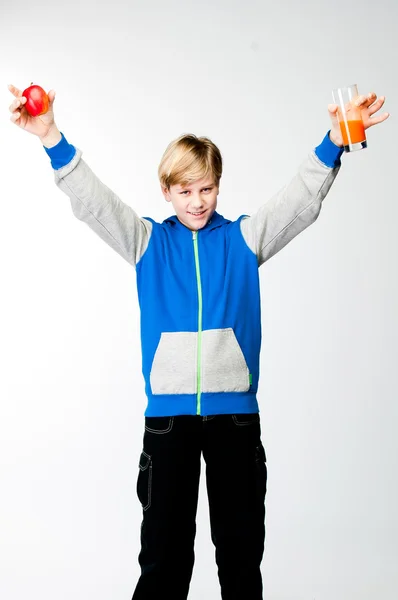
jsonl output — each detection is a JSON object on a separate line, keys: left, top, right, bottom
{"left": 47, "top": 89, "right": 56, "bottom": 106}
{"left": 328, "top": 103, "right": 339, "bottom": 115}
{"left": 328, "top": 103, "right": 339, "bottom": 125}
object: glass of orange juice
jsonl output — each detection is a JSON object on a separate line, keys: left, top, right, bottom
{"left": 332, "top": 84, "right": 367, "bottom": 152}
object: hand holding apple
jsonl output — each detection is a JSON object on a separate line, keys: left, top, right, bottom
{"left": 22, "top": 83, "right": 49, "bottom": 117}
{"left": 8, "top": 83, "right": 58, "bottom": 142}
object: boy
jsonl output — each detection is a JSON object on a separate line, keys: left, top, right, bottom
{"left": 8, "top": 83, "right": 389, "bottom": 600}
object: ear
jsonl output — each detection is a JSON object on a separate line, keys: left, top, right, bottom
{"left": 161, "top": 184, "right": 171, "bottom": 202}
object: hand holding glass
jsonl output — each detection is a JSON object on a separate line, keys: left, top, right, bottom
{"left": 332, "top": 84, "right": 367, "bottom": 152}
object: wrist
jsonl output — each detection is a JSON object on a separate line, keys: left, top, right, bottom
{"left": 314, "top": 131, "right": 345, "bottom": 168}
{"left": 43, "top": 131, "right": 76, "bottom": 170}
{"left": 329, "top": 129, "right": 344, "bottom": 148}
{"left": 40, "top": 125, "right": 62, "bottom": 148}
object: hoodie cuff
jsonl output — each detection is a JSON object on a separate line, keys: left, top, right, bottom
{"left": 314, "top": 131, "right": 344, "bottom": 168}
{"left": 43, "top": 132, "right": 76, "bottom": 170}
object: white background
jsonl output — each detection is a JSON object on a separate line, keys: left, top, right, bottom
{"left": 1, "top": 0, "right": 397, "bottom": 598}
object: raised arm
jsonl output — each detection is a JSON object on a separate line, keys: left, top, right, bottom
{"left": 240, "top": 91, "right": 389, "bottom": 267}
{"left": 42, "top": 129, "right": 152, "bottom": 267}
{"left": 240, "top": 132, "right": 343, "bottom": 266}
{"left": 8, "top": 84, "right": 152, "bottom": 267}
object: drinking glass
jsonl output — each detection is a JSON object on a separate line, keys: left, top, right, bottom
{"left": 332, "top": 84, "right": 367, "bottom": 152}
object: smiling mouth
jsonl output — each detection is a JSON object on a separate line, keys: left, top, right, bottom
{"left": 187, "top": 210, "right": 206, "bottom": 216}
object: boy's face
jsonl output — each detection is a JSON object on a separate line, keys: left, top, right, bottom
{"left": 162, "top": 176, "right": 219, "bottom": 231}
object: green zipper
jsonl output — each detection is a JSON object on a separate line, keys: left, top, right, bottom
{"left": 192, "top": 230, "right": 202, "bottom": 415}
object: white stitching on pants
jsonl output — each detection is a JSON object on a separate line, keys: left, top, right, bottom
{"left": 139, "top": 451, "right": 151, "bottom": 470}
{"left": 143, "top": 465, "right": 152, "bottom": 511}
{"left": 145, "top": 416, "right": 174, "bottom": 434}
{"left": 232, "top": 414, "right": 259, "bottom": 426}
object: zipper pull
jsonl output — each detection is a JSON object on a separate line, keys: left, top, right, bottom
{"left": 192, "top": 231, "right": 197, "bottom": 240}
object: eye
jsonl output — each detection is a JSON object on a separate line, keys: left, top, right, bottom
{"left": 179, "top": 187, "right": 213, "bottom": 195}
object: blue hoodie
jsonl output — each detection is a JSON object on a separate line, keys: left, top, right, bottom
{"left": 44, "top": 131, "right": 343, "bottom": 416}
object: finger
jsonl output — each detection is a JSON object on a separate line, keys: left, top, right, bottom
{"left": 367, "top": 112, "right": 390, "bottom": 127}
{"left": 9, "top": 96, "right": 27, "bottom": 113}
{"left": 7, "top": 83, "right": 23, "bottom": 98}
{"left": 10, "top": 111, "right": 21, "bottom": 122}
{"left": 355, "top": 92, "right": 376, "bottom": 109}
{"left": 366, "top": 92, "right": 377, "bottom": 105}
{"left": 368, "top": 96, "right": 386, "bottom": 116}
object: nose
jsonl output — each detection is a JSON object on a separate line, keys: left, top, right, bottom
{"left": 190, "top": 194, "right": 204, "bottom": 209}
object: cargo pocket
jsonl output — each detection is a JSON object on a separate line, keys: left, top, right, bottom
{"left": 137, "top": 451, "right": 152, "bottom": 511}
{"left": 201, "top": 328, "right": 250, "bottom": 393}
{"left": 150, "top": 332, "right": 197, "bottom": 395}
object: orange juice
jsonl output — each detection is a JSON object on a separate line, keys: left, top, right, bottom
{"left": 339, "top": 119, "right": 366, "bottom": 146}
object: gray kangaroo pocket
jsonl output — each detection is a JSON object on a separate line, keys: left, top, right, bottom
{"left": 201, "top": 328, "right": 250, "bottom": 393}
{"left": 150, "top": 331, "right": 197, "bottom": 394}
{"left": 150, "top": 328, "right": 250, "bottom": 395}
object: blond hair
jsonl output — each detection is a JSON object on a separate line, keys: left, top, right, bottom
{"left": 158, "top": 133, "right": 223, "bottom": 190}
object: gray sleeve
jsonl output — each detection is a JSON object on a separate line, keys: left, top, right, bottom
{"left": 240, "top": 150, "right": 341, "bottom": 267}
{"left": 53, "top": 148, "right": 152, "bottom": 267}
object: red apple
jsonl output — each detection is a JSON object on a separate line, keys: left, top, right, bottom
{"left": 22, "top": 83, "right": 49, "bottom": 117}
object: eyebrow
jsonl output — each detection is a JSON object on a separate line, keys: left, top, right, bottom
{"left": 177, "top": 183, "right": 215, "bottom": 190}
